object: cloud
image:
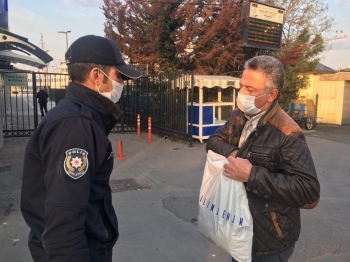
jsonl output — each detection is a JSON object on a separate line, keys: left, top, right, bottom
{"left": 321, "top": 48, "right": 350, "bottom": 69}
{"left": 334, "top": 0, "right": 350, "bottom": 6}
{"left": 9, "top": 5, "right": 54, "bottom": 43}
{"left": 63, "top": 0, "right": 102, "bottom": 7}
{"left": 326, "top": 37, "right": 350, "bottom": 50}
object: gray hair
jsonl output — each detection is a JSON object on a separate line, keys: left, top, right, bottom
{"left": 244, "top": 55, "right": 285, "bottom": 92}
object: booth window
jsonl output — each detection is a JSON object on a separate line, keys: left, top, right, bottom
{"left": 215, "top": 106, "right": 233, "bottom": 124}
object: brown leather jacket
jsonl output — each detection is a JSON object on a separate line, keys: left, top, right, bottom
{"left": 206, "top": 100, "right": 320, "bottom": 255}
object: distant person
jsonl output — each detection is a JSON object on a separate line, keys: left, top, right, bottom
{"left": 206, "top": 55, "right": 320, "bottom": 262}
{"left": 36, "top": 86, "right": 49, "bottom": 117}
{"left": 21, "top": 35, "right": 142, "bottom": 262}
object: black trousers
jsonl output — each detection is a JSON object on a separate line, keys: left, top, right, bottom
{"left": 232, "top": 244, "right": 295, "bottom": 262}
{"left": 39, "top": 103, "right": 48, "bottom": 116}
{"left": 88, "top": 241, "right": 113, "bottom": 262}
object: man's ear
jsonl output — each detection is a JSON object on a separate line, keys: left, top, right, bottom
{"left": 88, "top": 68, "right": 101, "bottom": 85}
{"left": 268, "top": 89, "right": 279, "bottom": 102}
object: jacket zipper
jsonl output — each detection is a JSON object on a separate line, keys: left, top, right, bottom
{"left": 236, "top": 130, "right": 256, "bottom": 158}
{"left": 236, "top": 123, "right": 263, "bottom": 158}
{"left": 247, "top": 152, "right": 272, "bottom": 160}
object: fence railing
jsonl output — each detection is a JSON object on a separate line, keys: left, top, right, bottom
{"left": 2, "top": 71, "right": 195, "bottom": 145}
{"left": 115, "top": 72, "right": 194, "bottom": 144}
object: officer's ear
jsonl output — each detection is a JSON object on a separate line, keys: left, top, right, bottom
{"left": 88, "top": 68, "right": 102, "bottom": 86}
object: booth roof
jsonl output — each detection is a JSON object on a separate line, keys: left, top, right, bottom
{"left": 194, "top": 75, "right": 240, "bottom": 89}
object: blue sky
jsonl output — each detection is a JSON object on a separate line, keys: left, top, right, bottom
{"left": 8, "top": 0, "right": 350, "bottom": 71}
{"left": 9, "top": 0, "right": 105, "bottom": 72}
{"left": 320, "top": 0, "right": 350, "bottom": 70}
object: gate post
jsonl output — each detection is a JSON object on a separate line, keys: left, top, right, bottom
{"left": 0, "top": 73, "right": 4, "bottom": 148}
{"left": 32, "top": 72, "right": 38, "bottom": 128}
{"left": 315, "top": 94, "right": 318, "bottom": 128}
{"left": 189, "top": 74, "right": 194, "bottom": 147}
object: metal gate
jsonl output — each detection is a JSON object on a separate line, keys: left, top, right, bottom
{"left": 2, "top": 71, "right": 195, "bottom": 143}
{"left": 122, "top": 72, "right": 194, "bottom": 142}
{"left": 1, "top": 71, "right": 70, "bottom": 137}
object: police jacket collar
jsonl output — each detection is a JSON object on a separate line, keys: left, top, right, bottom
{"left": 65, "top": 82, "right": 123, "bottom": 121}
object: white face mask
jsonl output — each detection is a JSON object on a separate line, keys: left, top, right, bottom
{"left": 236, "top": 92, "right": 267, "bottom": 115}
{"left": 97, "top": 70, "right": 124, "bottom": 103}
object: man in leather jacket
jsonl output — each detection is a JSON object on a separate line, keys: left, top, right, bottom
{"left": 206, "top": 56, "right": 320, "bottom": 262}
{"left": 21, "top": 35, "right": 141, "bottom": 262}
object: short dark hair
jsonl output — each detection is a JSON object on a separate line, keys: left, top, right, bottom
{"left": 67, "top": 63, "right": 111, "bottom": 83}
{"left": 244, "top": 55, "right": 285, "bottom": 92}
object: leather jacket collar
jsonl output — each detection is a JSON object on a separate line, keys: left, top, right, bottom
{"left": 255, "top": 99, "right": 280, "bottom": 133}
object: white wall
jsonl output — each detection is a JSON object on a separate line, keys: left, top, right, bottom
{"left": 316, "top": 81, "right": 344, "bottom": 124}
{"left": 299, "top": 74, "right": 347, "bottom": 125}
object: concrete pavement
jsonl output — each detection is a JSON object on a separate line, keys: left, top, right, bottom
{"left": 1, "top": 124, "right": 350, "bottom": 262}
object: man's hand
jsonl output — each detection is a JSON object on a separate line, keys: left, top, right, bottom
{"left": 224, "top": 156, "right": 252, "bottom": 182}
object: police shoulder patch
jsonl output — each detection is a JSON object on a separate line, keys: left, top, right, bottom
{"left": 64, "top": 148, "right": 89, "bottom": 179}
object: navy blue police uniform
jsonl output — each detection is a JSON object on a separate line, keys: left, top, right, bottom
{"left": 21, "top": 82, "right": 122, "bottom": 262}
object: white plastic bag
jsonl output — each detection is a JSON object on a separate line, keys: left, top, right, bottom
{"left": 198, "top": 150, "right": 253, "bottom": 262}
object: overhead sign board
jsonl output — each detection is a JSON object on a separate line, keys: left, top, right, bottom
{"left": 249, "top": 2, "right": 284, "bottom": 24}
{"left": 3, "top": 73, "right": 28, "bottom": 86}
{"left": 242, "top": 0, "right": 284, "bottom": 51}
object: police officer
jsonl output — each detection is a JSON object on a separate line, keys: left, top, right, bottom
{"left": 21, "top": 35, "right": 141, "bottom": 262}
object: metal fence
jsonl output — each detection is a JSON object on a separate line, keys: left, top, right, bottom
{"left": 1, "top": 71, "right": 195, "bottom": 144}
{"left": 114, "top": 72, "right": 194, "bottom": 143}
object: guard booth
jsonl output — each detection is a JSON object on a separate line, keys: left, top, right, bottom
{"left": 187, "top": 75, "right": 240, "bottom": 143}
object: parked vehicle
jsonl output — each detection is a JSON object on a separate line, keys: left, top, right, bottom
{"left": 284, "top": 99, "right": 316, "bottom": 130}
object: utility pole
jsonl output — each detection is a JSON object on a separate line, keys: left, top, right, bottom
{"left": 39, "top": 33, "right": 45, "bottom": 53}
{"left": 57, "top": 30, "right": 71, "bottom": 51}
